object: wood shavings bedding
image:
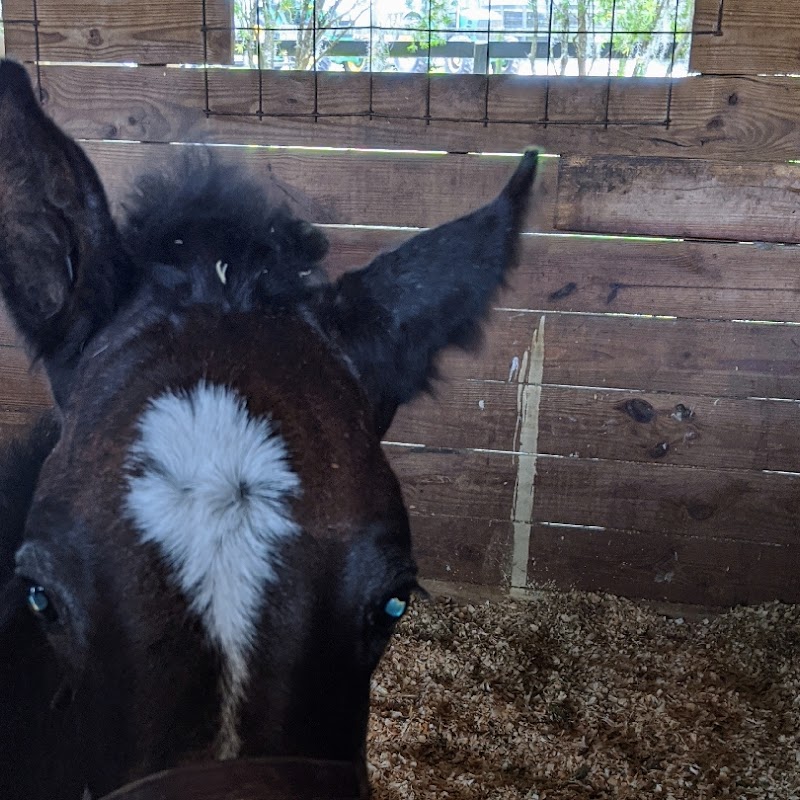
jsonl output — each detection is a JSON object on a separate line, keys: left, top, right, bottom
{"left": 367, "top": 592, "right": 800, "bottom": 799}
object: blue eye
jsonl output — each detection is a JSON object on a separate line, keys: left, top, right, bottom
{"left": 384, "top": 596, "right": 407, "bottom": 619}
{"left": 27, "top": 586, "right": 56, "bottom": 620}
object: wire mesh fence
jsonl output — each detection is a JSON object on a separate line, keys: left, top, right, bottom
{"left": 0, "top": 0, "right": 699, "bottom": 129}
{"left": 199, "top": 0, "right": 697, "bottom": 130}
{"left": 222, "top": 0, "right": 695, "bottom": 78}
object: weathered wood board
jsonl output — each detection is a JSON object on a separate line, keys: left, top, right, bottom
{"left": 526, "top": 524, "right": 798, "bottom": 605}
{"left": 411, "top": 515, "right": 800, "bottom": 605}
{"left": 433, "top": 311, "right": 800, "bottom": 400}
{"left": 386, "top": 446, "right": 800, "bottom": 543}
{"left": 2, "top": 0, "right": 232, "bottom": 64}
{"left": 390, "top": 449, "right": 800, "bottom": 604}
{"left": 78, "top": 140, "right": 560, "bottom": 234}
{"left": 76, "top": 140, "right": 800, "bottom": 246}
{"left": 691, "top": 0, "right": 800, "bottom": 75}
{"left": 556, "top": 156, "right": 800, "bottom": 243}
{"left": 18, "top": 64, "right": 800, "bottom": 162}
{"left": 388, "top": 383, "right": 800, "bottom": 474}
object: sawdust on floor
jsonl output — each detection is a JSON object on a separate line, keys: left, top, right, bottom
{"left": 367, "top": 591, "right": 800, "bottom": 799}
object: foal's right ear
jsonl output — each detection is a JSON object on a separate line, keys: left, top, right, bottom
{"left": 0, "top": 60, "right": 131, "bottom": 402}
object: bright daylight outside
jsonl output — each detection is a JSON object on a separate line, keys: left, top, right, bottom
{"left": 231, "top": 0, "right": 695, "bottom": 77}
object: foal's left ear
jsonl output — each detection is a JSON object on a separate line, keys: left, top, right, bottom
{"left": 0, "top": 61, "right": 130, "bottom": 402}
{"left": 315, "top": 150, "right": 539, "bottom": 436}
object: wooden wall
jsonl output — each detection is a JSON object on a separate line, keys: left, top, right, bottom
{"left": 2, "top": 0, "right": 799, "bottom": 606}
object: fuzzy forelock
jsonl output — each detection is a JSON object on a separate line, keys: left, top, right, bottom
{"left": 124, "top": 382, "right": 300, "bottom": 757}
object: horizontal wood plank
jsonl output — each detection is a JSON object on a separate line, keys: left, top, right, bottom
{"left": 0, "top": 407, "right": 48, "bottom": 449}
{"left": 385, "top": 447, "right": 519, "bottom": 522}
{"left": 536, "top": 388, "right": 800, "bottom": 473}
{"left": 412, "top": 514, "right": 800, "bottom": 605}
{"left": 0, "top": 347, "right": 53, "bottom": 409}
{"left": 30, "top": 65, "right": 800, "bottom": 162}
{"left": 388, "top": 382, "right": 800, "bottom": 474}
{"left": 386, "top": 380, "right": 519, "bottom": 452}
{"left": 322, "top": 227, "right": 800, "bottom": 322}
{"left": 435, "top": 311, "right": 800, "bottom": 400}
{"left": 387, "top": 445, "right": 800, "bottom": 546}
{"left": 79, "top": 140, "right": 558, "bottom": 233}
{"left": 526, "top": 524, "right": 799, "bottom": 605}
{"left": 2, "top": 0, "right": 232, "bottom": 64}
{"left": 534, "top": 456, "right": 800, "bottom": 545}
{"left": 690, "top": 0, "right": 800, "bottom": 75}
{"left": 556, "top": 155, "right": 800, "bottom": 243}
{"left": 411, "top": 515, "right": 513, "bottom": 588}
{"left": 7, "top": 312, "right": 798, "bottom": 474}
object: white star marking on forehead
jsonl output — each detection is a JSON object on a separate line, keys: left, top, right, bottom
{"left": 125, "top": 381, "right": 300, "bottom": 758}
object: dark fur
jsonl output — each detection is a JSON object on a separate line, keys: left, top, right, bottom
{"left": 0, "top": 412, "right": 60, "bottom": 586}
{"left": 121, "top": 154, "right": 330, "bottom": 307}
{"left": 0, "top": 58, "right": 538, "bottom": 800}
{"left": 0, "top": 413, "right": 83, "bottom": 800}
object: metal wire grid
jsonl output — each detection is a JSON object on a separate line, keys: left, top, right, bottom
{"left": 198, "top": 0, "right": 699, "bottom": 129}
{"left": 2, "top": 1, "right": 704, "bottom": 130}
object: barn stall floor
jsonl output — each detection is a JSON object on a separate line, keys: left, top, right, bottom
{"left": 367, "top": 591, "right": 800, "bottom": 799}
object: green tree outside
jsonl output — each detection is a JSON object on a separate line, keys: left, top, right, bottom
{"left": 231, "top": 0, "right": 694, "bottom": 76}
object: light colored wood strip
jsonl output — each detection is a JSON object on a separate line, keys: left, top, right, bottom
{"left": 510, "top": 317, "right": 545, "bottom": 589}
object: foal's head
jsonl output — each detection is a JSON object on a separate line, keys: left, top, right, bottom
{"left": 0, "top": 60, "right": 537, "bottom": 798}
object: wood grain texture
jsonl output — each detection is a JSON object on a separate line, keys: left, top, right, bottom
{"left": 0, "top": 410, "right": 45, "bottom": 448}
{"left": 533, "top": 456, "right": 800, "bottom": 544}
{"left": 322, "top": 227, "right": 800, "bottom": 323}
{"left": 435, "top": 311, "right": 800, "bottom": 400}
{"left": 388, "top": 445, "right": 800, "bottom": 546}
{"left": 2, "top": 0, "right": 232, "bottom": 64}
{"left": 556, "top": 155, "right": 800, "bottom": 243}
{"left": 388, "top": 382, "right": 800, "bottom": 473}
{"left": 6, "top": 202, "right": 800, "bottom": 333}
{"left": 386, "top": 380, "right": 520, "bottom": 452}
{"left": 78, "top": 140, "right": 559, "bottom": 233}
{"left": 29, "top": 65, "right": 800, "bottom": 162}
{"left": 526, "top": 524, "right": 799, "bottom": 605}
{"left": 691, "top": 0, "right": 800, "bottom": 75}
{"left": 0, "top": 347, "right": 52, "bottom": 409}
{"left": 385, "top": 446, "right": 519, "bottom": 522}
{"left": 411, "top": 516, "right": 514, "bottom": 587}
{"left": 536, "top": 388, "right": 800, "bottom": 473}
